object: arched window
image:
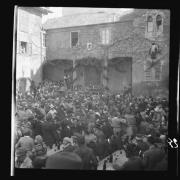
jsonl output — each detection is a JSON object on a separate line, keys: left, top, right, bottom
{"left": 156, "top": 15, "right": 163, "bottom": 31}
{"left": 147, "top": 16, "right": 153, "bottom": 32}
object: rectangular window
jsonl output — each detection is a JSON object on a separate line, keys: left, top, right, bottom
{"left": 19, "top": 41, "right": 32, "bottom": 55}
{"left": 101, "top": 29, "right": 111, "bottom": 45}
{"left": 145, "top": 69, "right": 153, "bottom": 81}
{"left": 71, "top": 32, "right": 79, "bottom": 47}
{"left": 20, "top": 41, "right": 28, "bottom": 54}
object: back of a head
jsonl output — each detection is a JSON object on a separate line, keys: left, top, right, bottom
{"left": 45, "top": 152, "right": 83, "bottom": 169}
{"left": 23, "top": 129, "right": 31, "bottom": 136}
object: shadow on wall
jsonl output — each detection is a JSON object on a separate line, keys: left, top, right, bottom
{"left": 31, "top": 64, "right": 43, "bottom": 86}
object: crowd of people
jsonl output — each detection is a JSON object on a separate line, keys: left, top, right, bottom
{"left": 14, "top": 79, "right": 168, "bottom": 170}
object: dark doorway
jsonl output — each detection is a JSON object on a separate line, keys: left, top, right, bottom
{"left": 84, "top": 65, "right": 101, "bottom": 87}
{"left": 108, "top": 57, "right": 132, "bottom": 92}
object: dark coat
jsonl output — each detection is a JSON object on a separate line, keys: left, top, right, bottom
{"left": 73, "top": 145, "right": 97, "bottom": 170}
{"left": 31, "top": 120, "right": 42, "bottom": 138}
{"left": 143, "top": 146, "right": 165, "bottom": 170}
{"left": 41, "top": 122, "right": 56, "bottom": 148}
{"left": 152, "top": 157, "right": 168, "bottom": 170}
{"left": 122, "top": 156, "right": 144, "bottom": 171}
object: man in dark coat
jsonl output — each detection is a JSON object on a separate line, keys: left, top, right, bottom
{"left": 56, "top": 105, "right": 66, "bottom": 122}
{"left": 73, "top": 135, "right": 98, "bottom": 170}
{"left": 142, "top": 136, "right": 166, "bottom": 170}
{"left": 120, "top": 143, "right": 144, "bottom": 171}
{"left": 41, "top": 115, "right": 56, "bottom": 149}
{"left": 31, "top": 118, "right": 42, "bottom": 138}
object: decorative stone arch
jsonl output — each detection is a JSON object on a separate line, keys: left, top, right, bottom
{"left": 155, "top": 13, "right": 164, "bottom": 35}
{"left": 145, "top": 10, "right": 165, "bottom": 38}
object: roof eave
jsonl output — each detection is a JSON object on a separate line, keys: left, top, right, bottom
{"left": 19, "top": 7, "right": 53, "bottom": 15}
{"left": 43, "top": 19, "right": 133, "bottom": 31}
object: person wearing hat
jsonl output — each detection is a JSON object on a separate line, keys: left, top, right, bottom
{"left": 45, "top": 151, "right": 83, "bottom": 169}
{"left": 142, "top": 136, "right": 166, "bottom": 170}
{"left": 93, "top": 126, "right": 108, "bottom": 160}
{"left": 41, "top": 117, "right": 56, "bottom": 150}
{"left": 73, "top": 135, "right": 98, "bottom": 170}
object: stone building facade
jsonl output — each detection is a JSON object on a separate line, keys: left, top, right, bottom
{"left": 16, "top": 7, "right": 51, "bottom": 90}
{"left": 43, "top": 9, "right": 170, "bottom": 96}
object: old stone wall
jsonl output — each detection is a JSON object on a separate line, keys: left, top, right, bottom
{"left": 45, "top": 9, "right": 170, "bottom": 95}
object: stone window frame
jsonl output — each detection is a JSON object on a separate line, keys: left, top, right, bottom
{"left": 19, "top": 41, "right": 32, "bottom": 56}
{"left": 70, "top": 31, "right": 80, "bottom": 48}
{"left": 147, "top": 15, "right": 154, "bottom": 33}
{"left": 145, "top": 11, "right": 164, "bottom": 38}
{"left": 155, "top": 14, "right": 164, "bottom": 35}
{"left": 100, "top": 28, "right": 111, "bottom": 45}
